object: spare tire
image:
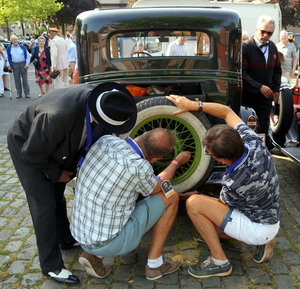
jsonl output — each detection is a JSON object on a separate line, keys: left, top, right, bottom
{"left": 270, "top": 88, "right": 293, "bottom": 136}
{"left": 119, "top": 97, "right": 215, "bottom": 193}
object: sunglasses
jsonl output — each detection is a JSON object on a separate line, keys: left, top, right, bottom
{"left": 259, "top": 29, "right": 273, "bottom": 37}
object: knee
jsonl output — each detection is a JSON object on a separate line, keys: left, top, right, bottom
{"left": 186, "top": 195, "right": 203, "bottom": 215}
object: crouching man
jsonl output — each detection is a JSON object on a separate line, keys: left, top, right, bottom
{"left": 70, "top": 128, "right": 191, "bottom": 280}
{"left": 167, "top": 95, "right": 280, "bottom": 278}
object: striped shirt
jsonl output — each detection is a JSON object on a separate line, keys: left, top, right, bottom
{"left": 220, "top": 123, "right": 280, "bottom": 224}
{"left": 276, "top": 42, "right": 297, "bottom": 72}
{"left": 70, "top": 135, "right": 157, "bottom": 246}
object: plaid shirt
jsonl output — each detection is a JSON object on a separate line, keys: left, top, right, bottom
{"left": 220, "top": 123, "right": 280, "bottom": 224}
{"left": 70, "top": 135, "right": 157, "bottom": 246}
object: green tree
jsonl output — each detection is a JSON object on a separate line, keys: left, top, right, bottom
{"left": 0, "top": 0, "right": 63, "bottom": 39}
{"left": 278, "top": 0, "right": 300, "bottom": 29}
{"left": 49, "top": 0, "right": 100, "bottom": 35}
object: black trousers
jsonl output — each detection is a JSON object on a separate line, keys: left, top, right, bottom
{"left": 7, "top": 139, "right": 76, "bottom": 275}
{"left": 26, "top": 184, "right": 76, "bottom": 275}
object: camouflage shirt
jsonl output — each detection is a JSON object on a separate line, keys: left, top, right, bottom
{"left": 220, "top": 123, "right": 280, "bottom": 224}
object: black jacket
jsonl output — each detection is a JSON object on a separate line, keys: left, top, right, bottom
{"left": 30, "top": 46, "right": 51, "bottom": 70}
{"left": 242, "top": 37, "right": 281, "bottom": 107}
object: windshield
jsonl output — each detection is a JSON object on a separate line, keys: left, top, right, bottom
{"left": 110, "top": 30, "right": 212, "bottom": 59}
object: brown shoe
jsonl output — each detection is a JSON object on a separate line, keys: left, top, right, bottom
{"left": 25, "top": 95, "right": 30, "bottom": 98}
{"left": 16, "top": 95, "right": 22, "bottom": 99}
{"left": 252, "top": 237, "right": 276, "bottom": 263}
{"left": 146, "top": 255, "right": 183, "bottom": 280}
{"left": 79, "top": 251, "right": 111, "bottom": 278}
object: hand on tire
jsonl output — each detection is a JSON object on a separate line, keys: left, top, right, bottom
{"left": 176, "top": 151, "right": 191, "bottom": 165}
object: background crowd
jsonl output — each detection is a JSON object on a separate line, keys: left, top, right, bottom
{"left": 0, "top": 28, "right": 77, "bottom": 99}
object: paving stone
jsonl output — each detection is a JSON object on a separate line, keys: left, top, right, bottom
{"left": 30, "top": 256, "right": 41, "bottom": 270}
{"left": 20, "top": 214, "right": 33, "bottom": 226}
{"left": 2, "top": 207, "right": 18, "bottom": 217}
{"left": 222, "top": 275, "right": 248, "bottom": 289}
{"left": 110, "top": 283, "right": 130, "bottom": 289}
{"left": 5, "top": 240, "right": 23, "bottom": 252}
{"left": 17, "top": 245, "right": 37, "bottom": 259}
{"left": 0, "top": 229, "right": 12, "bottom": 241}
{"left": 273, "top": 274, "right": 297, "bottom": 289}
{"left": 10, "top": 198, "right": 27, "bottom": 207}
{"left": 283, "top": 251, "right": 300, "bottom": 264}
{"left": 6, "top": 217, "right": 22, "bottom": 228}
{"left": 287, "top": 229, "right": 300, "bottom": 242}
{"left": 121, "top": 250, "right": 137, "bottom": 264}
{"left": 290, "top": 265, "right": 300, "bottom": 278}
{"left": 40, "top": 279, "right": 64, "bottom": 289}
{"left": 276, "top": 236, "right": 291, "bottom": 250}
{"left": 131, "top": 276, "right": 156, "bottom": 288}
{"left": 25, "top": 234, "right": 37, "bottom": 245}
{"left": 21, "top": 272, "right": 42, "bottom": 286}
{"left": 201, "top": 276, "right": 220, "bottom": 287}
{"left": 11, "top": 227, "right": 32, "bottom": 239}
{"left": 0, "top": 200, "right": 9, "bottom": 209}
{"left": 269, "top": 259, "right": 290, "bottom": 274}
{"left": 0, "top": 276, "right": 19, "bottom": 289}
{"left": 7, "top": 260, "right": 28, "bottom": 274}
{"left": 246, "top": 267, "right": 271, "bottom": 284}
{"left": 0, "top": 255, "right": 10, "bottom": 267}
{"left": 114, "top": 264, "right": 132, "bottom": 281}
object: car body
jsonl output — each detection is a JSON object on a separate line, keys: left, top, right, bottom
{"left": 75, "top": 6, "right": 258, "bottom": 192}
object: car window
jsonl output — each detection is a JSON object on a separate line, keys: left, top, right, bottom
{"left": 110, "top": 30, "right": 212, "bottom": 59}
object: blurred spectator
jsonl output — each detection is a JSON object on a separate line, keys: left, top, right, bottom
{"left": 0, "top": 43, "right": 11, "bottom": 93}
{"left": 67, "top": 38, "right": 77, "bottom": 82}
{"left": 166, "top": 36, "right": 189, "bottom": 56}
{"left": 242, "top": 31, "right": 249, "bottom": 42}
{"left": 42, "top": 32, "right": 50, "bottom": 47}
{"left": 29, "top": 35, "right": 37, "bottom": 54}
{"left": 6, "top": 35, "right": 31, "bottom": 98}
{"left": 0, "top": 43, "right": 4, "bottom": 97}
{"left": 31, "top": 36, "right": 52, "bottom": 97}
{"left": 49, "top": 28, "right": 69, "bottom": 89}
{"left": 276, "top": 30, "right": 297, "bottom": 83}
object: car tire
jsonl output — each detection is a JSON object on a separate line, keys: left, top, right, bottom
{"left": 119, "top": 97, "right": 215, "bottom": 193}
{"left": 270, "top": 88, "right": 293, "bottom": 146}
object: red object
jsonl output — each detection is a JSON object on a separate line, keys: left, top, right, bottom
{"left": 126, "top": 85, "right": 147, "bottom": 97}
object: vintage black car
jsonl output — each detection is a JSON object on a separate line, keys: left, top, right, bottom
{"left": 75, "top": 7, "right": 257, "bottom": 192}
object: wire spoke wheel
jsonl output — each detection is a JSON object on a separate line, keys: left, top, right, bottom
{"left": 120, "top": 97, "right": 215, "bottom": 193}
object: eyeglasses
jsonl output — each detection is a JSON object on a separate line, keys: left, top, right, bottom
{"left": 204, "top": 148, "right": 214, "bottom": 156}
{"left": 259, "top": 29, "right": 273, "bottom": 37}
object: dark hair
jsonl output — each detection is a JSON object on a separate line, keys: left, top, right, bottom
{"left": 202, "top": 124, "right": 244, "bottom": 161}
{"left": 140, "top": 128, "right": 176, "bottom": 158}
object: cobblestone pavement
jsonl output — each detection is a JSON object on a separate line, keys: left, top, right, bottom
{"left": 1, "top": 139, "right": 300, "bottom": 289}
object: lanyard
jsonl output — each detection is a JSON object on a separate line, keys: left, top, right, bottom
{"left": 125, "top": 136, "right": 145, "bottom": 159}
{"left": 77, "top": 98, "right": 98, "bottom": 167}
{"left": 225, "top": 145, "right": 249, "bottom": 174}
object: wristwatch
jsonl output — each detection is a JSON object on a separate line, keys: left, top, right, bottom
{"left": 198, "top": 100, "right": 203, "bottom": 112}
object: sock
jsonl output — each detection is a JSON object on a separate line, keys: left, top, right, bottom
{"left": 96, "top": 255, "right": 103, "bottom": 259}
{"left": 147, "top": 255, "right": 163, "bottom": 268}
{"left": 211, "top": 257, "right": 228, "bottom": 266}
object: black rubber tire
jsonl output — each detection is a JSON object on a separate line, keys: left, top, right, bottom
{"left": 119, "top": 97, "right": 215, "bottom": 193}
{"left": 270, "top": 88, "right": 293, "bottom": 135}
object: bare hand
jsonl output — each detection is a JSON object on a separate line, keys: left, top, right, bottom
{"left": 166, "top": 95, "right": 198, "bottom": 115}
{"left": 24, "top": 66, "right": 28, "bottom": 69}
{"left": 58, "top": 170, "right": 73, "bottom": 183}
{"left": 176, "top": 151, "right": 191, "bottom": 165}
{"left": 260, "top": 85, "right": 273, "bottom": 99}
{"left": 273, "top": 92, "right": 279, "bottom": 103}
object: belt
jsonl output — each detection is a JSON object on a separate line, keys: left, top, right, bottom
{"left": 83, "top": 235, "right": 117, "bottom": 250}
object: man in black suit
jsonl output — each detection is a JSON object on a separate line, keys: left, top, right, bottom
{"left": 7, "top": 82, "right": 137, "bottom": 284}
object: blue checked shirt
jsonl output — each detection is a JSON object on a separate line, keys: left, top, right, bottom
{"left": 220, "top": 123, "right": 280, "bottom": 224}
{"left": 70, "top": 135, "right": 157, "bottom": 246}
